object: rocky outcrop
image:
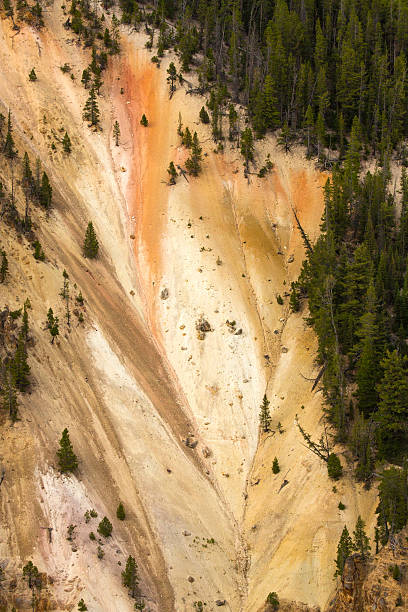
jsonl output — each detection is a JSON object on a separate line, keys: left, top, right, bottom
{"left": 326, "top": 530, "right": 408, "bottom": 611}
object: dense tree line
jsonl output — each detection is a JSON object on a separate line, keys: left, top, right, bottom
{"left": 117, "top": 0, "right": 408, "bottom": 160}
{"left": 295, "top": 121, "right": 408, "bottom": 477}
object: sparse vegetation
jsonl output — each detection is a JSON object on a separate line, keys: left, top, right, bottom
{"left": 140, "top": 114, "right": 148, "bottom": 127}
{"left": 116, "top": 502, "right": 125, "bottom": 520}
{"left": 259, "top": 394, "right": 271, "bottom": 433}
{"left": 272, "top": 457, "right": 280, "bottom": 474}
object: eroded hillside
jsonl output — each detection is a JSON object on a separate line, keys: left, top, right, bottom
{"left": 0, "top": 5, "right": 379, "bottom": 611}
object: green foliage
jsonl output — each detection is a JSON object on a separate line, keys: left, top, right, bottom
{"left": 259, "top": 394, "right": 271, "bottom": 433}
{"left": 185, "top": 131, "right": 202, "bottom": 176}
{"left": 289, "top": 282, "right": 300, "bottom": 312}
{"left": 97, "top": 545, "right": 104, "bottom": 559}
{"left": 0, "top": 250, "right": 8, "bottom": 283}
{"left": 338, "top": 502, "right": 346, "bottom": 511}
{"left": 276, "top": 294, "right": 283, "bottom": 305}
{"left": 327, "top": 453, "right": 342, "bottom": 480}
{"left": 47, "top": 308, "right": 59, "bottom": 343}
{"left": 199, "top": 106, "right": 209, "bottom": 124}
{"left": 167, "top": 161, "right": 177, "bottom": 184}
{"left": 352, "top": 515, "right": 371, "bottom": 560}
{"left": 97, "top": 516, "right": 112, "bottom": 537}
{"left": 10, "top": 333, "right": 30, "bottom": 391}
{"left": 116, "top": 502, "right": 125, "bottom": 520}
{"left": 39, "top": 172, "right": 52, "bottom": 208}
{"left": 22, "top": 561, "right": 39, "bottom": 589}
{"left": 78, "top": 599, "right": 88, "bottom": 611}
{"left": 376, "top": 467, "right": 408, "bottom": 544}
{"left": 63, "top": 131, "right": 71, "bottom": 153}
{"left": 122, "top": 555, "right": 139, "bottom": 598}
{"left": 334, "top": 526, "right": 353, "bottom": 577}
{"left": 240, "top": 127, "right": 254, "bottom": 171}
{"left": 33, "top": 240, "right": 45, "bottom": 261}
{"left": 392, "top": 564, "right": 401, "bottom": 582}
{"left": 140, "top": 114, "right": 148, "bottom": 127}
{"left": 57, "top": 428, "right": 78, "bottom": 473}
{"left": 4, "top": 110, "right": 17, "bottom": 160}
{"left": 266, "top": 591, "right": 279, "bottom": 610}
{"left": 113, "top": 120, "right": 120, "bottom": 146}
{"left": 83, "top": 88, "right": 100, "bottom": 127}
{"left": 83, "top": 221, "right": 99, "bottom": 258}
{"left": 376, "top": 351, "right": 408, "bottom": 461}
{"left": 272, "top": 457, "right": 280, "bottom": 474}
{"left": 28, "top": 68, "right": 37, "bottom": 81}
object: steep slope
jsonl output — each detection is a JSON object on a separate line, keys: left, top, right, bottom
{"left": 0, "top": 6, "right": 378, "bottom": 611}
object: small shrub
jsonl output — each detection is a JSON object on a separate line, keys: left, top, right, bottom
{"left": 89, "top": 532, "right": 96, "bottom": 541}
{"left": 199, "top": 106, "right": 210, "bottom": 124}
{"left": 396, "top": 593, "right": 403, "bottom": 606}
{"left": 97, "top": 516, "right": 112, "bottom": 537}
{"left": 151, "top": 56, "right": 159, "bottom": 64}
{"left": 391, "top": 564, "right": 401, "bottom": 582}
{"left": 266, "top": 591, "right": 279, "bottom": 610}
{"left": 327, "top": 453, "right": 343, "bottom": 480}
{"left": 66, "top": 524, "right": 76, "bottom": 541}
{"left": 33, "top": 240, "right": 45, "bottom": 261}
{"left": 90, "top": 509, "right": 98, "bottom": 518}
{"left": 76, "top": 291, "right": 84, "bottom": 305}
{"left": 78, "top": 598, "right": 88, "bottom": 611}
{"left": 116, "top": 502, "right": 125, "bottom": 520}
{"left": 338, "top": 501, "right": 346, "bottom": 511}
{"left": 140, "top": 114, "right": 148, "bottom": 127}
{"left": 97, "top": 545, "right": 104, "bottom": 559}
{"left": 29, "top": 68, "right": 37, "bottom": 81}
{"left": 84, "top": 510, "right": 91, "bottom": 523}
{"left": 276, "top": 294, "right": 283, "bottom": 305}
{"left": 60, "top": 63, "right": 71, "bottom": 73}
{"left": 272, "top": 457, "right": 280, "bottom": 474}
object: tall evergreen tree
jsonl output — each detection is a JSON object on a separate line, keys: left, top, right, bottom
{"left": 57, "top": 428, "right": 78, "bottom": 473}
{"left": 83, "top": 88, "right": 100, "bottom": 127}
{"left": 334, "top": 526, "right": 353, "bottom": 577}
{"left": 259, "top": 394, "right": 271, "bottom": 432}
{"left": 376, "top": 350, "right": 408, "bottom": 460}
{"left": 122, "top": 555, "right": 139, "bottom": 598}
{"left": 83, "top": 221, "right": 99, "bottom": 258}
{"left": 352, "top": 515, "right": 371, "bottom": 559}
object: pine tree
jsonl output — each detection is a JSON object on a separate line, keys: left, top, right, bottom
{"left": 28, "top": 68, "right": 37, "bottom": 81}
{"left": 47, "top": 308, "right": 59, "bottom": 343}
{"left": 167, "top": 161, "right": 177, "bottom": 184}
{"left": 334, "top": 526, "right": 353, "bottom": 577}
{"left": 81, "top": 68, "right": 91, "bottom": 88}
{"left": 122, "top": 555, "right": 139, "bottom": 598}
{"left": 22, "top": 561, "right": 39, "bottom": 589}
{"left": 4, "top": 111, "right": 17, "bottom": 160}
{"left": 376, "top": 350, "right": 408, "bottom": 461}
{"left": 113, "top": 120, "right": 120, "bottom": 146}
{"left": 78, "top": 599, "right": 88, "bottom": 611}
{"left": 83, "top": 88, "right": 100, "bottom": 127}
{"left": 10, "top": 333, "right": 30, "bottom": 391}
{"left": 97, "top": 516, "right": 112, "bottom": 537}
{"left": 63, "top": 132, "right": 72, "bottom": 153}
{"left": 116, "top": 502, "right": 125, "bottom": 520}
{"left": 185, "top": 131, "right": 202, "bottom": 176}
{"left": 0, "top": 250, "right": 8, "bottom": 283}
{"left": 83, "top": 221, "right": 99, "bottom": 258}
{"left": 304, "top": 105, "right": 314, "bottom": 157}
{"left": 355, "top": 280, "right": 381, "bottom": 416}
{"left": 272, "top": 457, "right": 280, "bottom": 473}
{"left": 22, "top": 152, "right": 34, "bottom": 194}
{"left": 166, "top": 61, "right": 177, "bottom": 93}
{"left": 352, "top": 515, "right": 371, "bottom": 560}
{"left": 259, "top": 394, "right": 271, "bottom": 432}
{"left": 39, "top": 172, "right": 52, "bottom": 208}
{"left": 240, "top": 127, "right": 254, "bottom": 173}
{"left": 261, "top": 74, "right": 280, "bottom": 131}
{"left": 182, "top": 126, "right": 192, "bottom": 148}
{"left": 199, "top": 106, "right": 210, "bottom": 124}
{"left": 2, "top": 370, "right": 18, "bottom": 422}
{"left": 57, "top": 428, "right": 78, "bottom": 473}
{"left": 277, "top": 120, "right": 292, "bottom": 153}
{"left": 140, "top": 114, "right": 148, "bottom": 127}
